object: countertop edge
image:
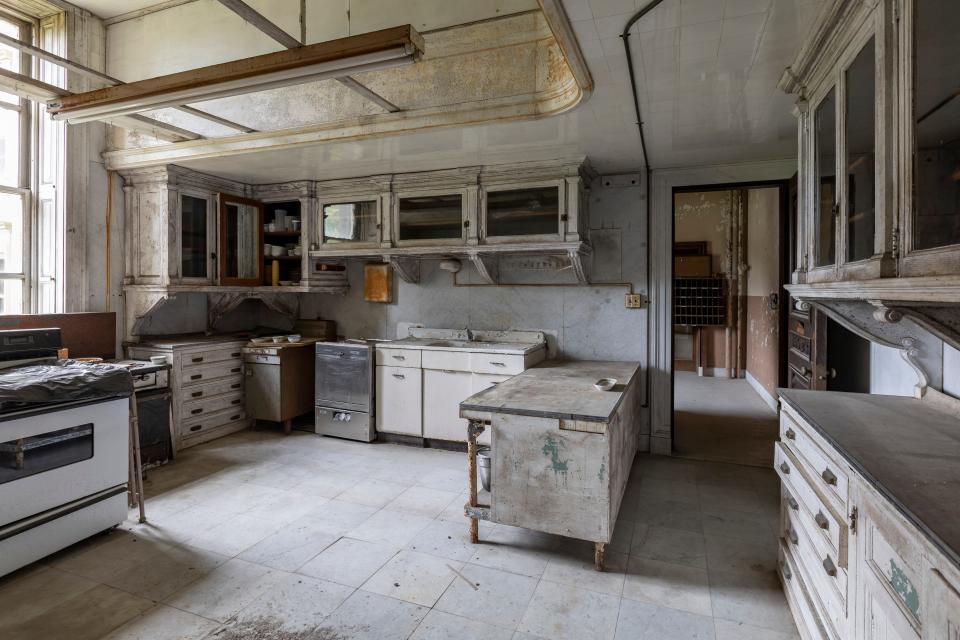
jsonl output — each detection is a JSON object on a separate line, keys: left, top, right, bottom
{"left": 377, "top": 341, "right": 546, "bottom": 356}
{"left": 778, "top": 389, "right": 960, "bottom": 572}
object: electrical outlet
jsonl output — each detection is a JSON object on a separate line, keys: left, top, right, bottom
{"left": 625, "top": 293, "right": 644, "bottom": 309}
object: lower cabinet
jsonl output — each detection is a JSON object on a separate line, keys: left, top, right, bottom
{"left": 423, "top": 369, "right": 472, "bottom": 442}
{"left": 376, "top": 365, "right": 422, "bottom": 436}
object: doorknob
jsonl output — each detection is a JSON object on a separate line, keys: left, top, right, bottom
{"left": 818, "top": 367, "right": 836, "bottom": 381}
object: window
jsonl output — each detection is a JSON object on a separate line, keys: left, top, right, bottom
{"left": 845, "top": 38, "right": 876, "bottom": 263}
{"left": 814, "top": 88, "right": 837, "bottom": 267}
{"left": 912, "top": 0, "right": 960, "bottom": 251}
{"left": 0, "top": 13, "right": 28, "bottom": 314}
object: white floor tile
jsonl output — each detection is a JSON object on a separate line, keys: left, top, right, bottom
{"left": 434, "top": 563, "right": 538, "bottom": 630}
{"left": 315, "top": 589, "right": 428, "bottom": 640}
{"left": 518, "top": 580, "right": 621, "bottom": 640}
{"left": 297, "top": 537, "right": 398, "bottom": 588}
{"left": 411, "top": 609, "right": 514, "bottom": 640}
{"left": 102, "top": 604, "right": 220, "bottom": 640}
{"left": 632, "top": 525, "right": 707, "bottom": 569}
{"left": 361, "top": 550, "right": 461, "bottom": 607}
{"left": 346, "top": 509, "right": 434, "bottom": 547}
{"left": 622, "top": 556, "right": 713, "bottom": 617}
{"left": 385, "top": 486, "right": 461, "bottom": 518}
{"left": 162, "top": 558, "right": 273, "bottom": 623}
{"left": 615, "top": 597, "right": 716, "bottom": 639}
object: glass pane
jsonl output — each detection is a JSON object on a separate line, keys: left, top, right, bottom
{"left": 323, "top": 201, "right": 378, "bottom": 244}
{"left": 398, "top": 194, "right": 462, "bottom": 241}
{"left": 815, "top": 88, "right": 837, "bottom": 267}
{"left": 486, "top": 186, "right": 559, "bottom": 237}
{"left": 0, "top": 424, "right": 94, "bottom": 484}
{"left": 0, "top": 19, "right": 20, "bottom": 107}
{"left": 0, "top": 278, "right": 22, "bottom": 314}
{"left": 0, "top": 192, "right": 23, "bottom": 273}
{"left": 913, "top": 1, "right": 960, "bottom": 251}
{"left": 0, "top": 106, "right": 19, "bottom": 187}
{"left": 845, "top": 39, "right": 876, "bottom": 263}
{"left": 181, "top": 195, "right": 208, "bottom": 278}
{"left": 224, "top": 202, "right": 259, "bottom": 280}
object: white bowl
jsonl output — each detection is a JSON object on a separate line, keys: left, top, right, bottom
{"left": 287, "top": 334, "right": 302, "bottom": 343}
{"left": 149, "top": 355, "right": 168, "bottom": 365}
{"left": 272, "top": 336, "right": 285, "bottom": 343}
{"left": 594, "top": 378, "right": 617, "bottom": 391}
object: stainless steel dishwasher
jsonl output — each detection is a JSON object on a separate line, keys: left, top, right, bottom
{"left": 314, "top": 341, "right": 375, "bottom": 441}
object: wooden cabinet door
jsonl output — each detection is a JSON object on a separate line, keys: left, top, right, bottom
{"left": 423, "top": 369, "right": 472, "bottom": 442}
{"left": 218, "top": 193, "right": 264, "bottom": 286}
{"left": 375, "top": 366, "right": 422, "bottom": 436}
{"left": 788, "top": 305, "right": 827, "bottom": 390}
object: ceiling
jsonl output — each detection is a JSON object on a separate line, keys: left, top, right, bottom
{"left": 82, "top": 0, "right": 821, "bottom": 181}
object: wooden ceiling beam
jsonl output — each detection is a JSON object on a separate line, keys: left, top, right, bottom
{"left": 46, "top": 25, "right": 423, "bottom": 123}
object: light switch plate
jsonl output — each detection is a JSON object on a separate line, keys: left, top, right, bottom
{"left": 625, "top": 293, "right": 644, "bottom": 309}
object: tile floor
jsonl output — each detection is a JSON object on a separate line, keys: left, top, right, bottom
{"left": 0, "top": 429, "right": 798, "bottom": 640}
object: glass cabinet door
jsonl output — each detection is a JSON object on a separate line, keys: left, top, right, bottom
{"left": 814, "top": 88, "right": 837, "bottom": 267}
{"left": 484, "top": 186, "right": 560, "bottom": 238}
{"left": 181, "top": 195, "right": 209, "bottom": 279}
{"left": 397, "top": 194, "right": 463, "bottom": 242}
{"left": 844, "top": 38, "right": 876, "bottom": 263}
{"left": 322, "top": 200, "right": 379, "bottom": 245}
{"left": 911, "top": 0, "right": 960, "bottom": 251}
{"left": 219, "top": 194, "right": 263, "bottom": 286}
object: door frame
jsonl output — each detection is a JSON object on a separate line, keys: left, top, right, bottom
{"left": 647, "top": 160, "right": 796, "bottom": 455}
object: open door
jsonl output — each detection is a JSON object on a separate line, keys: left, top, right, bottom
{"left": 219, "top": 193, "right": 264, "bottom": 286}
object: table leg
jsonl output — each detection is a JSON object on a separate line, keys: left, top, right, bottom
{"left": 594, "top": 542, "right": 605, "bottom": 572}
{"left": 130, "top": 395, "right": 147, "bottom": 524}
{"left": 467, "top": 420, "right": 479, "bottom": 544}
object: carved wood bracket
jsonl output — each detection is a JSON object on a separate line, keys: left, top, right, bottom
{"left": 124, "top": 289, "right": 175, "bottom": 342}
{"left": 807, "top": 299, "right": 947, "bottom": 397}
{"left": 568, "top": 245, "right": 592, "bottom": 285}
{"left": 208, "top": 292, "right": 299, "bottom": 329}
{"left": 389, "top": 256, "right": 421, "bottom": 284}
{"left": 467, "top": 253, "right": 499, "bottom": 285}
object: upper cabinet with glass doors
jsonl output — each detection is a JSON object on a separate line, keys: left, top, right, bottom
{"left": 788, "top": 0, "right": 960, "bottom": 282}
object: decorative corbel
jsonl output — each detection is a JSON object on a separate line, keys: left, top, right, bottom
{"left": 389, "top": 256, "right": 421, "bottom": 284}
{"left": 567, "top": 246, "right": 592, "bottom": 285}
{"left": 468, "top": 252, "right": 498, "bottom": 285}
{"left": 207, "top": 292, "right": 247, "bottom": 329}
{"left": 124, "top": 288, "right": 175, "bottom": 342}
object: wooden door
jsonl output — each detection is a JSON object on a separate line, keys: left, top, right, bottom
{"left": 218, "top": 193, "right": 264, "bottom": 286}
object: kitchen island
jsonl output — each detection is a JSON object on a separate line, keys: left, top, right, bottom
{"left": 459, "top": 360, "right": 642, "bottom": 570}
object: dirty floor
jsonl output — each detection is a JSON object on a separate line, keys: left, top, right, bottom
{"left": 0, "top": 429, "right": 797, "bottom": 640}
{"left": 674, "top": 371, "right": 780, "bottom": 468}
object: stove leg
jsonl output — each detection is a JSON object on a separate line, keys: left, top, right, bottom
{"left": 594, "top": 542, "right": 605, "bottom": 572}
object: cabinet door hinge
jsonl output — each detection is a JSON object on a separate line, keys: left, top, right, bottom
{"left": 849, "top": 506, "right": 858, "bottom": 534}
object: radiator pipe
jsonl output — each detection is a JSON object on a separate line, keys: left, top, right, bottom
{"left": 622, "top": 0, "right": 665, "bottom": 409}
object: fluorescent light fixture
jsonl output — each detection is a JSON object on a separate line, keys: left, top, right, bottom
{"left": 47, "top": 26, "right": 422, "bottom": 126}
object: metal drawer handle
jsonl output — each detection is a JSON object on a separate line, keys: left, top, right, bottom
{"left": 191, "top": 374, "right": 202, "bottom": 380}
{"left": 490, "top": 361, "right": 506, "bottom": 367}
{"left": 392, "top": 373, "right": 405, "bottom": 380}
{"left": 231, "top": 383, "right": 241, "bottom": 389}
{"left": 785, "top": 428, "right": 796, "bottom": 440}
{"left": 231, "top": 399, "right": 241, "bottom": 405}
{"left": 815, "top": 511, "right": 830, "bottom": 530}
{"left": 231, "top": 352, "right": 241, "bottom": 357}
{"left": 230, "top": 367, "right": 241, "bottom": 374}
{"left": 192, "top": 356, "right": 203, "bottom": 363}
{"left": 192, "top": 391, "right": 202, "bottom": 398}
{"left": 823, "top": 556, "right": 837, "bottom": 577}
{"left": 781, "top": 560, "right": 792, "bottom": 580}
{"left": 779, "top": 462, "right": 790, "bottom": 474}
{"left": 822, "top": 468, "right": 838, "bottom": 486}
{"left": 787, "top": 527, "right": 798, "bottom": 545}
{"left": 191, "top": 408, "right": 203, "bottom": 415}
{"left": 442, "top": 369, "right": 457, "bottom": 374}
{"left": 230, "top": 414, "right": 241, "bottom": 421}
{"left": 392, "top": 355, "right": 405, "bottom": 360}
{"left": 788, "top": 497, "right": 799, "bottom": 511}
{"left": 190, "top": 425, "right": 202, "bottom": 432}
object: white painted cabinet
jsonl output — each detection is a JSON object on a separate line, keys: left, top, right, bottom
{"left": 376, "top": 365, "right": 422, "bottom": 436}
{"left": 471, "top": 373, "right": 510, "bottom": 445}
{"left": 422, "top": 369, "right": 472, "bottom": 442}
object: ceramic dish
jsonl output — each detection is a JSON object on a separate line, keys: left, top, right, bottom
{"left": 594, "top": 378, "right": 617, "bottom": 391}
{"left": 287, "top": 334, "right": 302, "bottom": 343}
{"left": 149, "top": 355, "right": 168, "bottom": 364}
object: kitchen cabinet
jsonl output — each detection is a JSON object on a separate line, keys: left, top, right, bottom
{"left": 375, "top": 365, "right": 422, "bottom": 437}
{"left": 422, "top": 369, "right": 472, "bottom": 442}
{"left": 776, "top": 389, "right": 960, "bottom": 640}
{"left": 243, "top": 340, "right": 315, "bottom": 430}
{"left": 219, "top": 194, "right": 264, "bottom": 286}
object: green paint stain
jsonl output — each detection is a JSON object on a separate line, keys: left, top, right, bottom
{"left": 888, "top": 559, "right": 920, "bottom": 617}
{"left": 598, "top": 463, "right": 606, "bottom": 482}
{"left": 541, "top": 435, "right": 569, "bottom": 473}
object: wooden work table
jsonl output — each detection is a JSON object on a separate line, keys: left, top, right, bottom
{"left": 459, "top": 360, "right": 642, "bottom": 570}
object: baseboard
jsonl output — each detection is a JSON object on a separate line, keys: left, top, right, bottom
{"left": 696, "top": 366, "right": 732, "bottom": 378}
{"left": 745, "top": 371, "right": 779, "bottom": 412}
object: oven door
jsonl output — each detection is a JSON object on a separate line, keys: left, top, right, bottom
{"left": 0, "top": 397, "right": 129, "bottom": 526}
{"left": 315, "top": 345, "right": 371, "bottom": 412}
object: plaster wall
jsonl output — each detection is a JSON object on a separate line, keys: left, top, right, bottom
{"left": 871, "top": 342, "right": 960, "bottom": 401}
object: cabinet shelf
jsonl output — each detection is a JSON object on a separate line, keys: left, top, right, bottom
{"left": 263, "top": 255, "right": 302, "bottom": 261}
{"left": 264, "top": 231, "right": 301, "bottom": 237}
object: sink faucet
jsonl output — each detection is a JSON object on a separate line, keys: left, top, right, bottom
{"left": 465, "top": 329, "right": 474, "bottom": 341}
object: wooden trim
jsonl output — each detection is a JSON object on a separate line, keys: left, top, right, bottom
{"left": 48, "top": 25, "right": 424, "bottom": 116}
{"left": 218, "top": 193, "right": 264, "bottom": 286}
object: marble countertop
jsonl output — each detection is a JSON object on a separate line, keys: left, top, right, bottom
{"left": 460, "top": 360, "right": 640, "bottom": 422}
{"left": 779, "top": 389, "right": 960, "bottom": 570}
{"left": 378, "top": 336, "right": 545, "bottom": 356}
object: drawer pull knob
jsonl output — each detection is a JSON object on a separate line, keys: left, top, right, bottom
{"left": 190, "top": 425, "right": 202, "bottom": 432}
{"left": 192, "top": 391, "right": 202, "bottom": 398}
{"left": 231, "top": 399, "right": 241, "bottom": 405}
{"left": 779, "top": 462, "right": 790, "bottom": 474}
{"left": 191, "top": 408, "right": 203, "bottom": 415}
{"left": 230, "top": 414, "right": 241, "bottom": 421}
{"left": 787, "top": 527, "right": 798, "bottom": 545}
{"left": 392, "top": 373, "right": 405, "bottom": 380}
{"left": 821, "top": 468, "right": 838, "bottom": 486}
{"left": 785, "top": 428, "right": 796, "bottom": 440}
{"left": 231, "top": 383, "right": 241, "bottom": 389}
{"left": 823, "top": 556, "right": 837, "bottom": 577}
{"left": 231, "top": 367, "right": 241, "bottom": 373}
{"left": 490, "top": 362, "right": 506, "bottom": 367}
{"left": 231, "top": 352, "right": 241, "bottom": 357}
{"left": 192, "top": 357, "right": 203, "bottom": 363}
{"left": 392, "top": 355, "right": 405, "bottom": 360}
{"left": 191, "top": 374, "right": 202, "bottom": 380}
{"left": 788, "top": 497, "right": 799, "bottom": 511}
{"left": 815, "top": 511, "right": 830, "bottom": 530}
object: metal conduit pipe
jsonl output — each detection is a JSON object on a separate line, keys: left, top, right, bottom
{"left": 622, "top": 0, "right": 666, "bottom": 409}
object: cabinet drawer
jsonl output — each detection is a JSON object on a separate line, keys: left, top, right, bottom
{"left": 182, "top": 376, "right": 244, "bottom": 401}
{"left": 776, "top": 443, "right": 848, "bottom": 567}
{"left": 181, "top": 360, "right": 244, "bottom": 386}
{"left": 180, "top": 345, "right": 244, "bottom": 370}
{"left": 779, "top": 544, "right": 830, "bottom": 640}
{"left": 376, "top": 348, "right": 421, "bottom": 368}
{"left": 421, "top": 349, "right": 471, "bottom": 372}
{"left": 470, "top": 352, "right": 525, "bottom": 375}
{"left": 182, "top": 406, "right": 246, "bottom": 439}
{"left": 780, "top": 409, "right": 849, "bottom": 511}
{"left": 182, "top": 390, "right": 244, "bottom": 420}
{"left": 783, "top": 501, "right": 846, "bottom": 637}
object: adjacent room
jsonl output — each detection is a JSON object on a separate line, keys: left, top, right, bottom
{"left": 0, "top": 1, "right": 958, "bottom": 639}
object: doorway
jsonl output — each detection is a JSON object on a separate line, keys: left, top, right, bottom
{"left": 671, "top": 182, "right": 789, "bottom": 467}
